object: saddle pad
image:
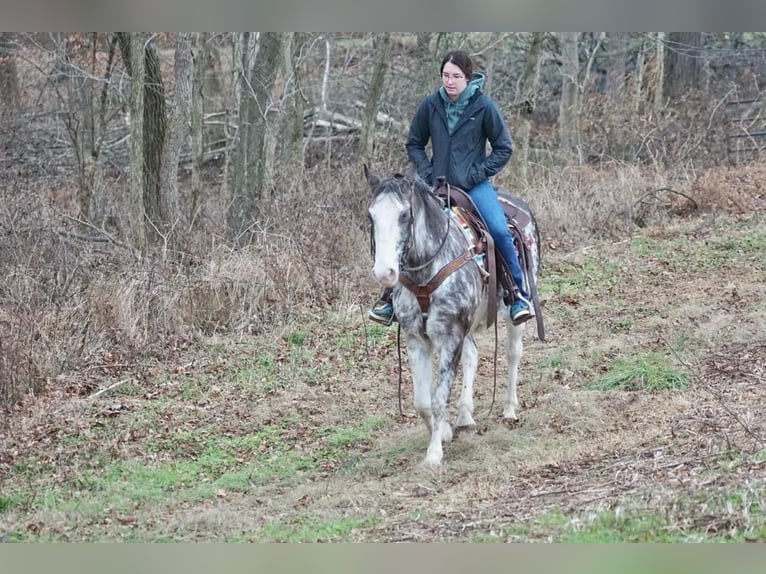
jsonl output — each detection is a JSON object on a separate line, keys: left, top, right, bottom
{"left": 445, "top": 205, "right": 486, "bottom": 270}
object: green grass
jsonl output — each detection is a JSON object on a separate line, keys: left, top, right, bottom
{"left": 589, "top": 352, "right": 691, "bottom": 391}
{"left": 0, "top": 409, "right": 387, "bottom": 537}
{"left": 253, "top": 513, "right": 378, "bottom": 542}
{"left": 472, "top": 495, "right": 766, "bottom": 543}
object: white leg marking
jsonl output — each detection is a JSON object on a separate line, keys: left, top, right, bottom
{"left": 456, "top": 336, "right": 477, "bottom": 428}
{"left": 425, "top": 340, "right": 461, "bottom": 466}
{"left": 504, "top": 321, "right": 525, "bottom": 420}
{"left": 407, "top": 336, "right": 433, "bottom": 433}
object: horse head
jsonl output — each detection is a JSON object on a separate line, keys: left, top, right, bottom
{"left": 365, "top": 167, "right": 413, "bottom": 288}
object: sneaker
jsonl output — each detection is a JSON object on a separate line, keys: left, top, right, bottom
{"left": 510, "top": 294, "right": 534, "bottom": 324}
{"left": 369, "top": 301, "right": 395, "bottom": 326}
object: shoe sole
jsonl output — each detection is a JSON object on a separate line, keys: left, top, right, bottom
{"left": 510, "top": 311, "right": 534, "bottom": 326}
{"left": 368, "top": 313, "right": 394, "bottom": 326}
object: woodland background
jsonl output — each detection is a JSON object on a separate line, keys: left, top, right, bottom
{"left": 1, "top": 31, "right": 765, "bottom": 404}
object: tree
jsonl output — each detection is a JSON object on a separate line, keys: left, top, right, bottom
{"left": 558, "top": 32, "right": 581, "bottom": 161}
{"left": 127, "top": 32, "right": 146, "bottom": 252}
{"left": 511, "top": 32, "right": 544, "bottom": 186}
{"left": 159, "top": 32, "right": 193, "bottom": 244}
{"left": 48, "top": 33, "right": 121, "bottom": 223}
{"left": 276, "top": 32, "right": 311, "bottom": 181}
{"left": 118, "top": 32, "right": 168, "bottom": 240}
{"left": 190, "top": 32, "right": 206, "bottom": 226}
{"left": 663, "top": 32, "right": 704, "bottom": 100}
{"left": 358, "top": 33, "right": 392, "bottom": 167}
{"left": 0, "top": 33, "right": 19, "bottom": 115}
{"left": 227, "top": 32, "right": 284, "bottom": 243}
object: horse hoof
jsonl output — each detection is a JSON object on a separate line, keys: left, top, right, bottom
{"left": 503, "top": 408, "right": 519, "bottom": 421}
{"left": 502, "top": 414, "right": 520, "bottom": 429}
{"left": 423, "top": 455, "right": 442, "bottom": 468}
{"left": 456, "top": 414, "right": 477, "bottom": 429}
{"left": 439, "top": 421, "right": 453, "bottom": 443}
{"left": 456, "top": 423, "right": 477, "bottom": 434}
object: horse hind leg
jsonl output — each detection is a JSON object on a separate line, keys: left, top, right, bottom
{"left": 456, "top": 335, "right": 477, "bottom": 429}
{"left": 504, "top": 321, "right": 526, "bottom": 421}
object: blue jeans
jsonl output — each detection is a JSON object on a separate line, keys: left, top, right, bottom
{"left": 467, "top": 180, "right": 528, "bottom": 298}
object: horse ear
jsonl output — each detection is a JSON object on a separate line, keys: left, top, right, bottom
{"left": 363, "top": 164, "right": 380, "bottom": 191}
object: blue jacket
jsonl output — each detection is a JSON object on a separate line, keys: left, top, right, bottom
{"left": 406, "top": 75, "right": 513, "bottom": 191}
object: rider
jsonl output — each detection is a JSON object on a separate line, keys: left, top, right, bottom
{"left": 369, "top": 49, "right": 533, "bottom": 326}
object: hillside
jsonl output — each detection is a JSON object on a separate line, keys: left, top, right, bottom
{"left": 1, "top": 205, "right": 764, "bottom": 542}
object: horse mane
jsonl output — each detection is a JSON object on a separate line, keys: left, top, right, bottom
{"left": 372, "top": 172, "right": 443, "bottom": 213}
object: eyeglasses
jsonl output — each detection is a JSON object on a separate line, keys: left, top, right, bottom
{"left": 440, "top": 73, "right": 465, "bottom": 81}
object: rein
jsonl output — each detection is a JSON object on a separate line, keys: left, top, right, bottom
{"left": 397, "top": 181, "right": 476, "bottom": 317}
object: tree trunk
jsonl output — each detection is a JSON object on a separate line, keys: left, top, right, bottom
{"left": 227, "top": 32, "right": 252, "bottom": 242}
{"left": 262, "top": 33, "right": 294, "bottom": 195}
{"left": 289, "top": 33, "right": 310, "bottom": 175}
{"left": 604, "top": 32, "right": 628, "bottom": 104}
{"left": 222, "top": 33, "right": 247, "bottom": 213}
{"left": 89, "top": 34, "right": 119, "bottom": 227}
{"left": 190, "top": 32, "right": 206, "bottom": 227}
{"left": 358, "top": 33, "right": 392, "bottom": 167}
{"left": 511, "top": 32, "right": 543, "bottom": 186}
{"left": 159, "top": 32, "right": 193, "bottom": 244}
{"left": 558, "top": 32, "right": 580, "bottom": 161}
{"left": 240, "top": 32, "right": 282, "bottom": 224}
{"left": 654, "top": 32, "right": 665, "bottom": 115}
{"left": 118, "top": 33, "right": 167, "bottom": 240}
{"left": 0, "top": 33, "right": 19, "bottom": 114}
{"left": 663, "top": 32, "right": 704, "bottom": 100}
{"left": 632, "top": 37, "right": 646, "bottom": 127}
{"left": 128, "top": 33, "right": 146, "bottom": 253}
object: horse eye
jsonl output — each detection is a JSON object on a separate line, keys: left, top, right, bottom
{"left": 399, "top": 212, "right": 409, "bottom": 225}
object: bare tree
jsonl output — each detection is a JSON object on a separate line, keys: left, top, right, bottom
{"left": 47, "top": 33, "right": 121, "bottom": 222}
{"left": 228, "top": 32, "right": 284, "bottom": 242}
{"left": 227, "top": 32, "right": 252, "bottom": 241}
{"left": 511, "top": 32, "right": 544, "bottom": 185}
{"left": 159, "top": 32, "right": 193, "bottom": 243}
{"left": 276, "top": 32, "right": 311, "bottom": 181}
{"left": 118, "top": 32, "right": 168, "bottom": 239}
{"left": 358, "top": 33, "right": 392, "bottom": 167}
{"left": 128, "top": 32, "right": 146, "bottom": 252}
{"left": 0, "top": 33, "right": 20, "bottom": 115}
{"left": 663, "top": 32, "right": 704, "bottom": 100}
{"left": 261, "top": 32, "right": 294, "bottom": 194}
{"left": 190, "top": 32, "right": 206, "bottom": 226}
{"left": 603, "top": 32, "right": 629, "bottom": 104}
{"left": 558, "top": 32, "right": 581, "bottom": 161}
{"left": 654, "top": 32, "right": 666, "bottom": 114}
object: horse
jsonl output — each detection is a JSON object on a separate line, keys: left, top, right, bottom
{"left": 365, "top": 167, "right": 541, "bottom": 467}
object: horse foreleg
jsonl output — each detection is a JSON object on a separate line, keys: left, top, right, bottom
{"left": 425, "top": 339, "right": 462, "bottom": 466}
{"left": 456, "top": 336, "right": 477, "bottom": 429}
{"left": 406, "top": 335, "right": 433, "bottom": 433}
{"left": 504, "top": 322, "right": 525, "bottom": 421}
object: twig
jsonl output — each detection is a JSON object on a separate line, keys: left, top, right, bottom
{"left": 55, "top": 210, "right": 136, "bottom": 253}
{"left": 661, "top": 335, "right": 764, "bottom": 450}
{"left": 89, "top": 379, "right": 131, "bottom": 399}
{"left": 634, "top": 187, "right": 698, "bottom": 211}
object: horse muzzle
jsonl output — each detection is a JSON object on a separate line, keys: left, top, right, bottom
{"left": 373, "top": 264, "right": 399, "bottom": 288}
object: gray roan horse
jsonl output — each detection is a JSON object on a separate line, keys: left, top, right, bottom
{"left": 365, "top": 167, "right": 540, "bottom": 467}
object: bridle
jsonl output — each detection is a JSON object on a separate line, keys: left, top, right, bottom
{"left": 371, "top": 177, "right": 477, "bottom": 317}
{"left": 369, "top": 176, "right": 452, "bottom": 275}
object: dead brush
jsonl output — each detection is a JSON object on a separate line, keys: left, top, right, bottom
{"left": 519, "top": 163, "right": 675, "bottom": 242}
